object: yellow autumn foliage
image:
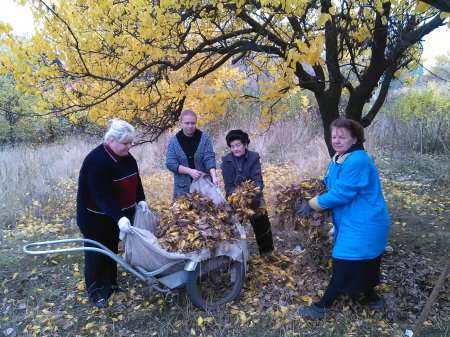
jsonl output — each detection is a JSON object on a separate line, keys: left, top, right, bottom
{"left": 0, "top": 0, "right": 445, "bottom": 132}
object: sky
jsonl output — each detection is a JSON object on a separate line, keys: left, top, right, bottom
{"left": 0, "top": 0, "right": 449, "bottom": 67}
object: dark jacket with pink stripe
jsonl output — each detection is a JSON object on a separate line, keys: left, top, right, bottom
{"left": 77, "top": 144, "right": 145, "bottom": 231}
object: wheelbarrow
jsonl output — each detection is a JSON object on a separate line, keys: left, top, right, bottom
{"left": 23, "top": 236, "right": 247, "bottom": 310}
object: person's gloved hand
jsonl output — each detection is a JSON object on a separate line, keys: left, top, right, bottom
{"left": 295, "top": 199, "right": 314, "bottom": 217}
{"left": 250, "top": 192, "right": 262, "bottom": 209}
{"left": 137, "top": 200, "right": 149, "bottom": 213}
{"left": 118, "top": 217, "right": 131, "bottom": 240}
{"left": 328, "top": 225, "right": 335, "bottom": 243}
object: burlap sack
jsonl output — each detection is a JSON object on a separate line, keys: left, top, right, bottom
{"left": 124, "top": 227, "right": 187, "bottom": 272}
{"left": 123, "top": 224, "right": 248, "bottom": 273}
{"left": 133, "top": 207, "right": 159, "bottom": 233}
{"left": 190, "top": 175, "right": 226, "bottom": 206}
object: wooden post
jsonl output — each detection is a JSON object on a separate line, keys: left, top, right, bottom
{"left": 413, "top": 254, "right": 450, "bottom": 337}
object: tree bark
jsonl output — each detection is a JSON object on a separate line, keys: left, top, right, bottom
{"left": 315, "top": 91, "right": 340, "bottom": 156}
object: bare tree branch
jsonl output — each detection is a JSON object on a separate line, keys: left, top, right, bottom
{"left": 361, "top": 65, "right": 395, "bottom": 127}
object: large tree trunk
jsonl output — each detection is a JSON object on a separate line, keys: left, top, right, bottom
{"left": 315, "top": 91, "right": 340, "bottom": 156}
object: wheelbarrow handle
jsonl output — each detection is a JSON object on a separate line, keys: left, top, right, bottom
{"left": 22, "top": 238, "right": 147, "bottom": 282}
{"left": 23, "top": 238, "right": 111, "bottom": 254}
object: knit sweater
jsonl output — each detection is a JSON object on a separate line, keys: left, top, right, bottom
{"left": 77, "top": 144, "right": 145, "bottom": 230}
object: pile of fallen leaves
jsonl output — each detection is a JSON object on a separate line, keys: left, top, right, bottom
{"left": 226, "top": 180, "right": 259, "bottom": 222}
{"left": 155, "top": 193, "right": 236, "bottom": 252}
{"left": 274, "top": 178, "right": 333, "bottom": 267}
{"left": 155, "top": 182, "right": 258, "bottom": 253}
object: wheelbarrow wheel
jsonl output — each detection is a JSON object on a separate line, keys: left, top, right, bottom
{"left": 186, "top": 255, "right": 245, "bottom": 310}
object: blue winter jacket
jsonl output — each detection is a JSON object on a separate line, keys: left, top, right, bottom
{"left": 311, "top": 150, "right": 390, "bottom": 260}
{"left": 166, "top": 131, "right": 216, "bottom": 200}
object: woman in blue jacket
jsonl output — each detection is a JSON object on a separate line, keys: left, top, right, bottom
{"left": 297, "top": 117, "right": 390, "bottom": 319}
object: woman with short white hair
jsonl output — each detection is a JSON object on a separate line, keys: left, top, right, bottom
{"left": 77, "top": 118, "right": 148, "bottom": 308}
{"left": 104, "top": 118, "right": 134, "bottom": 141}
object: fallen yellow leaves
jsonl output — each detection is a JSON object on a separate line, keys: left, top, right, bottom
{"left": 226, "top": 180, "right": 259, "bottom": 222}
{"left": 274, "top": 178, "right": 333, "bottom": 267}
{"left": 83, "top": 322, "right": 95, "bottom": 330}
{"left": 76, "top": 280, "right": 85, "bottom": 291}
{"left": 229, "top": 305, "right": 253, "bottom": 326}
{"left": 156, "top": 182, "right": 257, "bottom": 252}
{"left": 156, "top": 192, "right": 237, "bottom": 252}
{"left": 112, "top": 314, "right": 124, "bottom": 322}
{"left": 300, "top": 295, "right": 313, "bottom": 305}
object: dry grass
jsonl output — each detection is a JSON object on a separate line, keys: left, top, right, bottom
{"left": 0, "top": 100, "right": 449, "bottom": 336}
{"left": 1, "top": 111, "right": 448, "bottom": 230}
{"left": 3, "top": 110, "right": 449, "bottom": 226}
{"left": 0, "top": 122, "right": 331, "bottom": 229}
{"left": 0, "top": 137, "right": 91, "bottom": 227}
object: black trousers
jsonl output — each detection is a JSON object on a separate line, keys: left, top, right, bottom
{"left": 316, "top": 255, "right": 382, "bottom": 308}
{"left": 250, "top": 210, "right": 274, "bottom": 254}
{"left": 78, "top": 209, "right": 134, "bottom": 299}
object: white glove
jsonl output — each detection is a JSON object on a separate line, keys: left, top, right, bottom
{"left": 137, "top": 200, "right": 149, "bottom": 213}
{"left": 328, "top": 225, "right": 335, "bottom": 243}
{"left": 118, "top": 217, "right": 131, "bottom": 240}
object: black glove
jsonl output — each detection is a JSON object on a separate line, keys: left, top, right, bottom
{"left": 295, "top": 199, "right": 313, "bottom": 217}
{"left": 250, "top": 192, "right": 262, "bottom": 209}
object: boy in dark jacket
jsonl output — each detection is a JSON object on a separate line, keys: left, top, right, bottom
{"left": 221, "top": 129, "right": 274, "bottom": 255}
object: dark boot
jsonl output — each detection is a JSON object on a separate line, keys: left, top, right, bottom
{"left": 360, "top": 289, "right": 385, "bottom": 311}
{"left": 88, "top": 284, "right": 108, "bottom": 309}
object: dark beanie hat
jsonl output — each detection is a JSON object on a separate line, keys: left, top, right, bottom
{"left": 226, "top": 129, "right": 250, "bottom": 147}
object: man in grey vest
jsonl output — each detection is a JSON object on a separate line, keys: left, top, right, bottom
{"left": 166, "top": 109, "right": 218, "bottom": 200}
